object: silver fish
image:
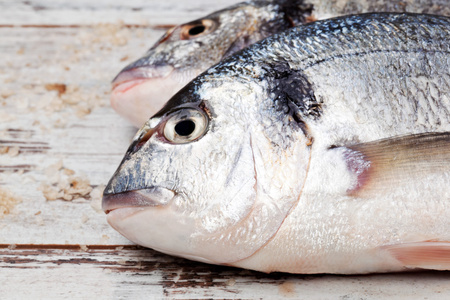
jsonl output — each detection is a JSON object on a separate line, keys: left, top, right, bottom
{"left": 111, "top": 0, "right": 450, "bottom": 127}
{"left": 103, "top": 13, "right": 450, "bottom": 274}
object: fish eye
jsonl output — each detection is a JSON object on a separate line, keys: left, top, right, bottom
{"left": 188, "top": 25, "right": 205, "bottom": 36}
{"left": 163, "top": 108, "right": 208, "bottom": 144}
{"left": 180, "top": 19, "right": 217, "bottom": 40}
{"left": 174, "top": 119, "right": 196, "bottom": 136}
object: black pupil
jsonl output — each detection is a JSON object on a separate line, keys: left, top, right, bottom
{"left": 188, "top": 25, "right": 205, "bottom": 36}
{"left": 175, "top": 120, "right": 196, "bottom": 137}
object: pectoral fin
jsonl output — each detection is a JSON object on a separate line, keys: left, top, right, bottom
{"left": 383, "top": 242, "right": 450, "bottom": 270}
{"left": 341, "top": 132, "right": 450, "bottom": 197}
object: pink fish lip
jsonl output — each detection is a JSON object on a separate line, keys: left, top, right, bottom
{"left": 102, "top": 187, "right": 175, "bottom": 215}
{"left": 111, "top": 65, "right": 175, "bottom": 93}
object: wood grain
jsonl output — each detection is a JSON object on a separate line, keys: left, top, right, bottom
{"left": 0, "top": 24, "right": 142, "bottom": 244}
{"left": 2, "top": 245, "right": 450, "bottom": 299}
{"left": 0, "top": 0, "right": 243, "bottom": 26}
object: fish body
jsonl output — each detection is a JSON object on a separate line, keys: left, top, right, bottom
{"left": 103, "top": 13, "right": 450, "bottom": 274}
{"left": 111, "top": 0, "right": 450, "bottom": 127}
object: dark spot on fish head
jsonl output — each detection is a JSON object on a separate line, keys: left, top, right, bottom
{"left": 257, "top": 0, "right": 314, "bottom": 35}
{"left": 263, "top": 60, "right": 322, "bottom": 140}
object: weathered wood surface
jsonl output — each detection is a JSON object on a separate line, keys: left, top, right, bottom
{"left": 0, "top": 0, "right": 243, "bottom": 26}
{"left": 0, "top": 0, "right": 449, "bottom": 298}
{"left": 2, "top": 245, "right": 450, "bottom": 299}
{"left": 0, "top": 24, "right": 142, "bottom": 245}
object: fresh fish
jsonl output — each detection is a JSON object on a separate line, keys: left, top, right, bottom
{"left": 103, "top": 13, "right": 450, "bottom": 274}
{"left": 111, "top": 0, "right": 450, "bottom": 127}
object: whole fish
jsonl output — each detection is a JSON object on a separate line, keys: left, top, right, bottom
{"left": 103, "top": 13, "right": 450, "bottom": 274}
{"left": 111, "top": 0, "right": 450, "bottom": 127}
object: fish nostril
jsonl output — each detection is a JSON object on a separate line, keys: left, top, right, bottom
{"left": 133, "top": 128, "right": 155, "bottom": 152}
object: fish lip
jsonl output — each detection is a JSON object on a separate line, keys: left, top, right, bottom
{"left": 102, "top": 187, "right": 175, "bottom": 214}
{"left": 111, "top": 64, "right": 175, "bottom": 92}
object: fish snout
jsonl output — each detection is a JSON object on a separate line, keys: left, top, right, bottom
{"left": 112, "top": 64, "right": 174, "bottom": 92}
{"left": 101, "top": 123, "right": 161, "bottom": 214}
{"left": 102, "top": 187, "right": 175, "bottom": 214}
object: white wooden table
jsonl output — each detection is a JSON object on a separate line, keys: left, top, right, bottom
{"left": 1, "top": 1, "right": 449, "bottom": 298}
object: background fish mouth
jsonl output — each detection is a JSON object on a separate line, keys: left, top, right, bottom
{"left": 109, "top": 65, "right": 191, "bottom": 127}
{"left": 112, "top": 64, "right": 175, "bottom": 92}
{"left": 102, "top": 187, "right": 175, "bottom": 214}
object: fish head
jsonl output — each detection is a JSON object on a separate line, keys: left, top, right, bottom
{"left": 104, "top": 62, "right": 313, "bottom": 264}
{"left": 110, "top": 16, "right": 220, "bottom": 127}
{"left": 110, "top": 1, "right": 313, "bottom": 127}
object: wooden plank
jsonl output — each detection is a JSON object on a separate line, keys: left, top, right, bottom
{"left": 2, "top": 246, "right": 450, "bottom": 299}
{"left": 0, "top": 24, "right": 148, "bottom": 244}
{"left": 0, "top": 0, "right": 242, "bottom": 26}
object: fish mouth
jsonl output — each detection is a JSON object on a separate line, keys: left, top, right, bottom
{"left": 102, "top": 187, "right": 175, "bottom": 214}
{"left": 112, "top": 64, "right": 175, "bottom": 92}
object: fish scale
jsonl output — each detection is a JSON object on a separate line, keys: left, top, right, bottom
{"left": 306, "top": 51, "right": 449, "bottom": 139}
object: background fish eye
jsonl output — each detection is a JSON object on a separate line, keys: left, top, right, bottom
{"left": 163, "top": 108, "right": 209, "bottom": 143}
{"left": 180, "top": 19, "right": 217, "bottom": 40}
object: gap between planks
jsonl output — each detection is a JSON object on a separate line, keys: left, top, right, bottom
{"left": 0, "top": 244, "right": 138, "bottom": 250}
{"left": 0, "top": 24, "right": 174, "bottom": 29}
